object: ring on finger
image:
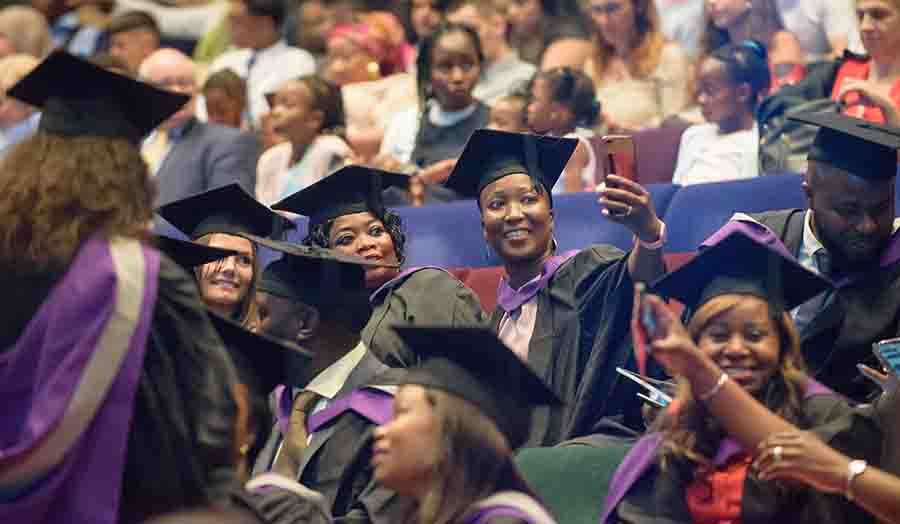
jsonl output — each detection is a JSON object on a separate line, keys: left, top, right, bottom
{"left": 773, "top": 445, "right": 783, "bottom": 462}
{"left": 624, "top": 205, "right": 632, "bottom": 216}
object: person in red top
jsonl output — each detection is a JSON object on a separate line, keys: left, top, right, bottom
{"left": 760, "top": 0, "right": 900, "bottom": 127}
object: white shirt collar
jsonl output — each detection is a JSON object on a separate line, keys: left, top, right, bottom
{"left": 304, "top": 341, "right": 367, "bottom": 400}
{"left": 428, "top": 101, "right": 478, "bottom": 126}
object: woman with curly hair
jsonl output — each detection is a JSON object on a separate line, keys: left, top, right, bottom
{"left": 601, "top": 224, "right": 871, "bottom": 524}
{"left": 373, "top": 326, "right": 560, "bottom": 524}
{"left": 583, "top": 0, "right": 692, "bottom": 132}
{"left": 273, "top": 165, "right": 486, "bottom": 368}
{"left": 0, "top": 51, "right": 261, "bottom": 524}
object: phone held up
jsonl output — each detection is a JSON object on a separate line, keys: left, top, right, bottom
{"left": 873, "top": 337, "right": 900, "bottom": 377}
{"left": 598, "top": 134, "right": 636, "bottom": 217}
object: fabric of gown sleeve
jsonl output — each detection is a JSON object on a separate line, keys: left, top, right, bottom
{"left": 488, "top": 245, "right": 643, "bottom": 447}
{"left": 363, "top": 268, "right": 487, "bottom": 368}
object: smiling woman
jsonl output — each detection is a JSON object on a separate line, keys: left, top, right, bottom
{"left": 600, "top": 225, "right": 866, "bottom": 524}
{"left": 157, "top": 183, "right": 293, "bottom": 326}
{"left": 273, "top": 165, "right": 487, "bottom": 368}
{"left": 445, "top": 129, "right": 667, "bottom": 444}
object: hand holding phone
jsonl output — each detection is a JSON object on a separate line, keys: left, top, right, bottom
{"left": 873, "top": 338, "right": 900, "bottom": 377}
{"left": 633, "top": 282, "right": 660, "bottom": 375}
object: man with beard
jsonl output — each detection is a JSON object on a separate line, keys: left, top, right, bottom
{"left": 700, "top": 112, "right": 900, "bottom": 403}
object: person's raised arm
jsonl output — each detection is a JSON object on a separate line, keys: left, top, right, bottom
{"left": 639, "top": 292, "right": 796, "bottom": 448}
{"left": 599, "top": 176, "right": 666, "bottom": 283}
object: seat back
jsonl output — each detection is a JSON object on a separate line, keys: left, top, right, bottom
{"left": 515, "top": 438, "right": 632, "bottom": 524}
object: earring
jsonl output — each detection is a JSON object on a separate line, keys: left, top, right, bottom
{"left": 239, "top": 443, "right": 250, "bottom": 456}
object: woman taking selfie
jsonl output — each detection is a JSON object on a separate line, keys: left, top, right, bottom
{"left": 601, "top": 224, "right": 872, "bottom": 524}
{"left": 445, "top": 129, "right": 666, "bottom": 444}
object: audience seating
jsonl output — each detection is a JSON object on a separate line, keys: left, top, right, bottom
{"left": 155, "top": 172, "right": 858, "bottom": 312}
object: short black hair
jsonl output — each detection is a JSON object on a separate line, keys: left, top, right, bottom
{"left": 415, "top": 22, "right": 483, "bottom": 109}
{"left": 106, "top": 10, "right": 160, "bottom": 39}
{"left": 244, "top": 0, "right": 287, "bottom": 29}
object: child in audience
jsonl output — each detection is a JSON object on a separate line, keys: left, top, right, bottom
{"left": 526, "top": 67, "right": 600, "bottom": 192}
{"left": 202, "top": 69, "right": 246, "bottom": 129}
{"left": 487, "top": 91, "right": 528, "bottom": 133}
{"left": 672, "top": 41, "right": 769, "bottom": 185}
{"left": 376, "top": 23, "right": 488, "bottom": 187}
{"left": 255, "top": 74, "right": 350, "bottom": 205}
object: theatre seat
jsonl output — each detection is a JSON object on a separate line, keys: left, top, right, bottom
{"left": 663, "top": 172, "right": 806, "bottom": 252}
{"left": 515, "top": 436, "right": 632, "bottom": 524}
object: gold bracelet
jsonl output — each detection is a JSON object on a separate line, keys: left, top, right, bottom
{"left": 697, "top": 372, "right": 729, "bottom": 402}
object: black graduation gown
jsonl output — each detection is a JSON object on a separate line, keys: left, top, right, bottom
{"left": 363, "top": 268, "right": 487, "bottom": 368}
{"left": 610, "top": 394, "right": 874, "bottom": 524}
{"left": 488, "top": 246, "right": 645, "bottom": 447}
{"left": 1, "top": 250, "right": 250, "bottom": 522}
{"left": 251, "top": 353, "right": 412, "bottom": 524}
{"left": 751, "top": 209, "right": 900, "bottom": 402}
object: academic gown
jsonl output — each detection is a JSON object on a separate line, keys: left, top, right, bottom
{"left": 251, "top": 351, "right": 412, "bottom": 524}
{"left": 750, "top": 209, "right": 900, "bottom": 402}
{"left": 601, "top": 383, "right": 876, "bottom": 524}
{"left": 1, "top": 238, "right": 250, "bottom": 524}
{"left": 363, "top": 267, "right": 487, "bottom": 368}
{"left": 459, "top": 491, "right": 558, "bottom": 524}
{"left": 489, "top": 246, "right": 645, "bottom": 447}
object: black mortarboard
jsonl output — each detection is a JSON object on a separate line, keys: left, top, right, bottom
{"left": 247, "top": 234, "right": 395, "bottom": 307}
{"left": 271, "top": 165, "right": 410, "bottom": 226}
{"left": 393, "top": 326, "right": 562, "bottom": 450}
{"left": 7, "top": 50, "right": 188, "bottom": 143}
{"left": 445, "top": 129, "right": 577, "bottom": 202}
{"left": 153, "top": 235, "right": 237, "bottom": 268}
{"left": 651, "top": 224, "right": 831, "bottom": 317}
{"left": 789, "top": 112, "right": 900, "bottom": 180}
{"left": 157, "top": 183, "right": 294, "bottom": 239}
{"left": 208, "top": 310, "right": 312, "bottom": 393}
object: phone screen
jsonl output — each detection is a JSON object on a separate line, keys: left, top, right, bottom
{"left": 874, "top": 338, "right": 900, "bottom": 376}
{"left": 596, "top": 135, "right": 636, "bottom": 182}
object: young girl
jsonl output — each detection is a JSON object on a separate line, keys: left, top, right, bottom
{"left": 374, "top": 326, "right": 560, "bottom": 524}
{"left": 487, "top": 91, "right": 529, "bottom": 133}
{"left": 526, "top": 67, "right": 601, "bottom": 192}
{"left": 671, "top": 41, "right": 769, "bottom": 185}
{"left": 377, "top": 23, "right": 488, "bottom": 186}
{"left": 255, "top": 74, "right": 350, "bottom": 205}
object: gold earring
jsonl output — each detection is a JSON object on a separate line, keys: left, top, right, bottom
{"left": 239, "top": 443, "right": 250, "bottom": 456}
{"left": 367, "top": 61, "right": 381, "bottom": 78}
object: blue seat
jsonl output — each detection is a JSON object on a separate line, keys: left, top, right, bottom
{"left": 663, "top": 173, "right": 807, "bottom": 252}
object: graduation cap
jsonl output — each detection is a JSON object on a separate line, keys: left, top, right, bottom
{"left": 789, "top": 112, "right": 900, "bottom": 180}
{"left": 207, "top": 310, "right": 312, "bottom": 394}
{"left": 156, "top": 183, "right": 295, "bottom": 239}
{"left": 246, "top": 233, "right": 395, "bottom": 307}
{"left": 271, "top": 165, "right": 410, "bottom": 226}
{"left": 444, "top": 129, "right": 578, "bottom": 202}
{"left": 651, "top": 224, "right": 832, "bottom": 317}
{"left": 7, "top": 50, "right": 188, "bottom": 143}
{"left": 392, "top": 326, "right": 562, "bottom": 450}
{"left": 153, "top": 234, "right": 237, "bottom": 268}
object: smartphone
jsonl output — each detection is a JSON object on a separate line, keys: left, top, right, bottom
{"left": 636, "top": 282, "right": 659, "bottom": 340}
{"left": 873, "top": 338, "right": 900, "bottom": 376}
{"left": 598, "top": 135, "right": 636, "bottom": 182}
